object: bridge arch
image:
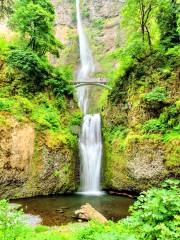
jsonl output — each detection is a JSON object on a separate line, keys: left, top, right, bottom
{"left": 73, "top": 81, "right": 112, "bottom": 90}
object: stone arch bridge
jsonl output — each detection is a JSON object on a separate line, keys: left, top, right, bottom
{"left": 72, "top": 78, "right": 112, "bottom": 90}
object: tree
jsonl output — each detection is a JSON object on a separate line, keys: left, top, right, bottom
{"left": 6, "top": 0, "right": 73, "bottom": 95}
{"left": 9, "top": 0, "right": 63, "bottom": 56}
{"left": 122, "top": 0, "right": 157, "bottom": 49}
{"left": 0, "top": 0, "right": 13, "bottom": 19}
{"left": 157, "top": 0, "right": 179, "bottom": 48}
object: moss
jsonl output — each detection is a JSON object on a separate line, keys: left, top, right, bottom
{"left": 53, "top": 170, "right": 61, "bottom": 177}
{"left": 45, "top": 129, "right": 77, "bottom": 150}
{"left": 164, "top": 139, "right": 180, "bottom": 174}
{"left": 0, "top": 113, "right": 11, "bottom": 127}
{"left": 143, "top": 87, "right": 168, "bottom": 103}
{"left": 103, "top": 138, "right": 133, "bottom": 190}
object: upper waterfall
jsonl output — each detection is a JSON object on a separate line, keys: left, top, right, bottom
{"left": 76, "top": 0, "right": 95, "bottom": 81}
{"left": 76, "top": 0, "right": 95, "bottom": 114}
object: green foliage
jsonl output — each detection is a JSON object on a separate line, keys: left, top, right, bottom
{"left": 92, "top": 18, "right": 105, "bottom": 30}
{"left": 53, "top": 170, "right": 60, "bottom": 177}
{"left": 0, "top": 199, "right": 65, "bottom": 239}
{"left": 143, "top": 87, "right": 168, "bottom": 102}
{"left": 108, "top": 0, "right": 179, "bottom": 105}
{"left": 0, "top": 199, "right": 27, "bottom": 240}
{"left": 164, "top": 138, "right": 180, "bottom": 170}
{"left": 69, "top": 111, "right": 83, "bottom": 126}
{"left": 31, "top": 104, "right": 60, "bottom": 130}
{"left": 0, "top": 0, "right": 13, "bottom": 19}
{"left": 163, "top": 130, "right": 180, "bottom": 142}
{"left": 44, "top": 66, "right": 74, "bottom": 97}
{"left": 143, "top": 104, "right": 179, "bottom": 134}
{"left": 7, "top": 49, "right": 50, "bottom": 89}
{"left": 82, "top": 5, "right": 90, "bottom": 19}
{"left": 0, "top": 93, "right": 63, "bottom": 130}
{"left": 5, "top": 0, "right": 72, "bottom": 97}
{"left": 143, "top": 118, "right": 165, "bottom": 133}
{"left": 0, "top": 37, "right": 9, "bottom": 56}
{"left": 159, "top": 105, "right": 179, "bottom": 129}
{"left": 122, "top": 0, "right": 161, "bottom": 49}
{"left": 0, "top": 96, "right": 33, "bottom": 121}
{"left": 46, "top": 128, "right": 77, "bottom": 149}
{"left": 75, "top": 221, "right": 118, "bottom": 240}
{"left": 0, "top": 97, "right": 14, "bottom": 112}
{"left": 0, "top": 114, "right": 8, "bottom": 126}
{"left": 7, "top": 48, "right": 73, "bottom": 95}
{"left": 9, "top": 0, "right": 62, "bottom": 56}
{"left": 157, "top": 0, "right": 179, "bottom": 48}
{"left": 124, "top": 179, "right": 180, "bottom": 239}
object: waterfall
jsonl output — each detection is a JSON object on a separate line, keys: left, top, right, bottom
{"left": 76, "top": 0, "right": 103, "bottom": 195}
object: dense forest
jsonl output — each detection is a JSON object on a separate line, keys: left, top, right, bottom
{"left": 0, "top": 0, "right": 179, "bottom": 239}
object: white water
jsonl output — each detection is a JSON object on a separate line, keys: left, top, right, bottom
{"left": 76, "top": 0, "right": 95, "bottom": 114}
{"left": 76, "top": 0, "right": 103, "bottom": 195}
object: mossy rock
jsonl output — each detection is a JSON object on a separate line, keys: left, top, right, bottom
{"left": 164, "top": 139, "right": 180, "bottom": 175}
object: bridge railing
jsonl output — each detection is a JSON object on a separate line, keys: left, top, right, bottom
{"left": 71, "top": 78, "right": 112, "bottom": 90}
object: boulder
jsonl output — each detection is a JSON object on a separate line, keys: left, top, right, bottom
{"left": 75, "top": 203, "right": 107, "bottom": 224}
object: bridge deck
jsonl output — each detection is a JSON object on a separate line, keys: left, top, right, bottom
{"left": 71, "top": 78, "right": 111, "bottom": 89}
{"left": 73, "top": 81, "right": 108, "bottom": 85}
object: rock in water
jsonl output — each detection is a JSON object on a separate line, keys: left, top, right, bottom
{"left": 75, "top": 203, "right": 107, "bottom": 224}
{"left": 9, "top": 203, "right": 22, "bottom": 210}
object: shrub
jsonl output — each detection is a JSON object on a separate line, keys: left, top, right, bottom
{"left": 0, "top": 98, "right": 14, "bottom": 112}
{"left": 0, "top": 199, "right": 28, "bottom": 240}
{"left": 44, "top": 66, "right": 74, "bottom": 97}
{"left": 143, "top": 87, "right": 168, "bottom": 103}
{"left": 69, "top": 111, "right": 83, "bottom": 126}
{"left": 143, "top": 118, "right": 165, "bottom": 133}
{"left": 159, "top": 105, "right": 179, "bottom": 129}
{"left": 0, "top": 200, "right": 66, "bottom": 240}
{"left": 7, "top": 48, "right": 51, "bottom": 90}
{"left": 123, "top": 179, "right": 180, "bottom": 240}
{"left": 31, "top": 105, "right": 60, "bottom": 130}
{"left": 92, "top": 18, "right": 105, "bottom": 30}
{"left": 143, "top": 104, "right": 179, "bottom": 134}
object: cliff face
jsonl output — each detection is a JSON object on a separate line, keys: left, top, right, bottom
{"left": 82, "top": 0, "right": 124, "bottom": 74}
{"left": 51, "top": 0, "right": 124, "bottom": 74}
{"left": 0, "top": 112, "right": 78, "bottom": 199}
{"left": 102, "top": 54, "right": 179, "bottom": 191}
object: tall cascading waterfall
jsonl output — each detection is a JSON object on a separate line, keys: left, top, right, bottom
{"left": 76, "top": 0, "right": 103, "bottom": 195}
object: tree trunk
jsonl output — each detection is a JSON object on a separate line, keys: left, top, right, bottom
{"left": 145, "top": 25, "right": 152, "bottom": 49}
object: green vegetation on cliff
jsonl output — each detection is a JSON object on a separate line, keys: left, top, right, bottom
{"left": 0, "top": 0, "right": 81, "bottom": 198}
{"left": 0, "top": 0, "right": 79, "bottom": 144}
{"left": 102, "top": 0, "right": 180, "bottom": 190}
